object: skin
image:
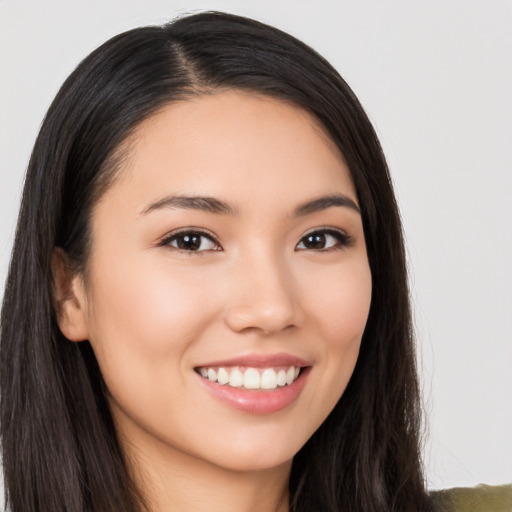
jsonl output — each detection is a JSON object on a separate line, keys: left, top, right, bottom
{"left": 55, "top": 91, "right": 372, "bottom": 512}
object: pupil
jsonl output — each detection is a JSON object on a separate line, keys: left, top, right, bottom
{"left": 305, "top": 234, "right": 326, "bottom": 249}
{"left": 178, "top": 234, "right": 201, "bottom": 250}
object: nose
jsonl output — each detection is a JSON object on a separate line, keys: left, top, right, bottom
{"left": 223, "top": 249, "right": 303, "bottom": 335}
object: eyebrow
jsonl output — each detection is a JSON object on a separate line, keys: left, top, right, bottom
{"left": 140, "top": 193, "right": 360, "bottom": 217}
{"left": 141, "top": 195, "right": 237, "bottom": 216}
{"left": 293, "top": 194, "right": 360, "bottom": 216}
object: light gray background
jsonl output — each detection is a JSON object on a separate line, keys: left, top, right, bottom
{"left": 1, "top": 0, "right": 511, "bottom": 493}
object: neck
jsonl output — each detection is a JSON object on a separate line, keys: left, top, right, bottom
{"left": 122, "top": 433, "right": 291, "bottom": 512}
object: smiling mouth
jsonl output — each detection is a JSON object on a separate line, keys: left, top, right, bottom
{"left": 195, "top": 365, "right": 303, "bottom": 390}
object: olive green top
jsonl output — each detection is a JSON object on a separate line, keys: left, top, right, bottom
{"left": 430, "top": 484, "right": 512, "bottom": 511}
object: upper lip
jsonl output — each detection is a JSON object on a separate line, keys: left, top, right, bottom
{"left": 195, "top": 352, "right": 311, "bottom": 368}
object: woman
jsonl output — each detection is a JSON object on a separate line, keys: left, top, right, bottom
{"left": 1, "top": 11, "right": 430, "bottom": 512}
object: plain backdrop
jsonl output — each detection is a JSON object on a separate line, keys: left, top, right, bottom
{"left": 1, "top": 0, "right": 511, "bottom": 495}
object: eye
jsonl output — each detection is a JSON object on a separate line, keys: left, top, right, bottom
{"left": 295, "top": 228, "right": 352, "bottom": 251}
{"left": 159, "top": 230, "right": 221, "bottom": 252}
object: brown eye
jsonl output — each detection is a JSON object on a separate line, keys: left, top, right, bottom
{"left": 301, "top": 233, "right": 328, "bottom": 249}
{"left": 162, "top": 231, "right": 220, "bottom": 252}
{"left": 296, "top": 229, "right": 351, "bottom": 251}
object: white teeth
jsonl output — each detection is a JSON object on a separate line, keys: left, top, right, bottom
{"left": 243, "top": 368, "right": 260, "bottom": 389}
{"left": 229, "top": 368, "right": 244, "bottom": 387}
{"left": 197, "top": 365, "right": 302, "bottom": 390}
{"left": 286, "top": 366, "right": 295, "bottom": 385}
{"left": 217, "top": 367, "right": 229, "bottom": 385}
{"left": 261, "top": 369, "right": 277, "bottom": 389}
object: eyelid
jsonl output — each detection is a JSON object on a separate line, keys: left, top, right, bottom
{"left": 300, "top": 226, "right": 349, "bottom": 238}
{"left": 295, "top": 226, "right": 354, "bottom": 251}
{"left": 157, "top": 227, "right": 222, "bottom": 250}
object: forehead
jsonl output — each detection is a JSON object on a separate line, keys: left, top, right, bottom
{"left": 99, "top": 91, "right": 357, "bottom": 212}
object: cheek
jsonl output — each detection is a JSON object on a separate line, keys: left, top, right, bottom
{"left": 307, "top": 258, "right": 372, "bottom": 347}
{"left": 84, "top": 254, "right": 222, "bottom": 391}
{"left": 302, "top": 258, "right": 372, "bottom": 406}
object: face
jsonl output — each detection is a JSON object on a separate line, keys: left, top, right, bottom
{"left": 64, "top": 92, "right": 372, "bottom": 473}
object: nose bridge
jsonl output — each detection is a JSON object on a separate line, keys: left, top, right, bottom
{"left": 224, "top": 242, "right": 300, "bottom": 334}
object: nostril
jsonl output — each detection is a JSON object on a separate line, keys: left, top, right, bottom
{"left": 223, "top": 301, "right": 300, "bottom": 335}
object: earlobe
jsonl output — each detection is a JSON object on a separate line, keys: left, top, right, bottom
{"left": 51, "top": 248, "right": 89, "bottom": 342}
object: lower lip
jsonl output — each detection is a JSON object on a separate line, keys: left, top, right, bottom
{"left": 197, "top": 368, "right": 311, "bottom": 415}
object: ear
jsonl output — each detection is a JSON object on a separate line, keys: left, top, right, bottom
{"left": 51, "top": 248, "right": 90, "bottom": 342}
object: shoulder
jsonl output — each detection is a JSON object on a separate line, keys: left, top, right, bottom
{"left": 430, "top": 484, "right": 512, "bottom": 512}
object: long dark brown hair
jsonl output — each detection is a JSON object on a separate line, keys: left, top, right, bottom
{"left": 1, "top": 11, "right": 432, "bottom": 512}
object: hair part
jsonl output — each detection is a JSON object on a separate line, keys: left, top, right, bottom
{"left": 1, "top": 11, "right": 432, "bottom": 512}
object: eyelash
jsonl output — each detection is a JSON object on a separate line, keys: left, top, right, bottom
{"left": 158, "top": 227, "right": 353, "bottom": 253}
{"left": 158, "top": 228, "right": 221, "bottom": 253}
{"left": 295, "top": 227, "right": 353, "bottom": 252}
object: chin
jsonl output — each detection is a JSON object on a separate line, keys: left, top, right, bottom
{"left": 211, "top": 452, "right": 295, "bottom": 474}
{"left": 199, "top": 428, "right": 306, "bottom": 473}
